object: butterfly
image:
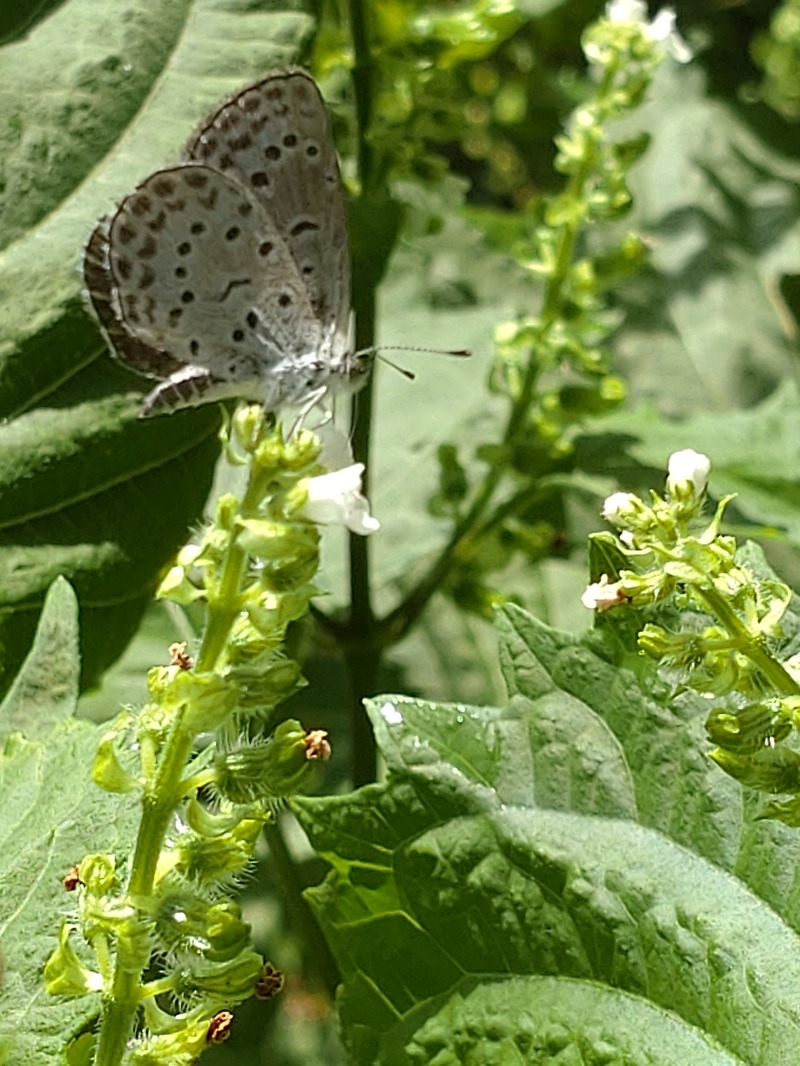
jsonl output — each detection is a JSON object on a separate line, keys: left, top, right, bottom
{"left": 83, "top": 69, "right": 366, "bottom": 417}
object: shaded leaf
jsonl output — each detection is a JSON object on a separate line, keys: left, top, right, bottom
{"left": 0, "top": 0, "right": 319, "bottom": 692}
{"left": 615, "top": 60, "right": 800, "bottom": 416}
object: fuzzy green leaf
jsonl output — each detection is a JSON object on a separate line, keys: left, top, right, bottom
{"left": 0, "top": 577, "right": 79, "bottom": 740}
{"left": 295, "top": 600, "right": 800, "bottom": 1065}
{"left": 0, "top": 578, "right": 139, "bottom": 1063}
{"left": 0, "top": 0, "right": 319, "bottom": 693}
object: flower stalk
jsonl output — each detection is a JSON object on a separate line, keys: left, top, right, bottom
{"left": 374, "top": 2, "right": 675, "bottom": 647}
{"left": 584, "top": 449, "right": 800, "bottom": 825}
{"left": 47, "top": 408, "right": 378, "bottom": 1064}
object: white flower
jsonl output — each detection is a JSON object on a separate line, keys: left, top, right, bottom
{"left": 606, "top": 0, "right": 648, "bottom": 23}
{"left": 667, "top": 449, "right": 711, "bottom": 499}
{"left": 605, "top": 0, "right": 692, "bottom": 62}
{"left": 581, "top": 574, "right": 627, "bottom": 612}
{"left": 601, "top": 491, "right": 640, "bottom": 527}
{"left": 300, "top": 463, "right": 380, "bottom": 535}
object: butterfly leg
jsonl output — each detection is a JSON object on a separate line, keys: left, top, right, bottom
{"left": 141, "top": 367, "right": 232, "bottom": 417}
{"left": 281, "top": 385, "right": 332, "bottom": 437}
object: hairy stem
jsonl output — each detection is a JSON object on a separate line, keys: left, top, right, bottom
{"left": 695, "top": 584, "right": 800, "bottom": 697}
{"left": 93, "top": 446, "right": 268, "bottom": 1064}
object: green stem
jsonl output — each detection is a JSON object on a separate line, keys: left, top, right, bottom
{"left": 348, "top": 0, "right": 374, "bottom": 195}
{"left": 93, "top": 982, "right": 140, "bottom": 1066}
{"left": 695, "top": 585, "right": 800, "bottom": 696}
{"left": 345, "top": 0, "right": 381, "bottom": 783}
{"left": 94, "top": 720, "right": 196, "bottom": 1065}
{"left": 94, "top": 434, "right": 269, "bottom": 1065}
{"left": 196, "top": 458, "right": 270, "bottom": 674}
{"left": 349, "top": 354, "right": 378, "bottom": 784}
{"left": 377, "top": 210, "right": 577, "bottom": 643}
{"left": 375, "top": 67, "right": 621, "bottom": 645}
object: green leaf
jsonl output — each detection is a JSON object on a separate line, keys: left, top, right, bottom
{"left": 294, "top": 602, "right": 800, "bottom": 1065}
{"left": 0, "top": 394, "right": 220, "bottom": 695}
{"left": 616, "top": 59, "right": 800, "bottom": 417}
{"left": 0, "top": 0, "right": 318, "bottom": 692}
{"left": 402, "top": 976, "right": 743, "bottom": 1065}
{"left": 0, "top": 577, "right": 139, "bottom": 1063}
{"left": 0, "top": 577, "right": 79, "bottom": 740}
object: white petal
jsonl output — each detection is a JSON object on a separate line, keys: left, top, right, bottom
{"left": 602, "top": 491, "right": 639, "bottom": 525}
{"left": 667, "top": 449, "right": 711, "bottom": 496}
{"left": 649, "top": 8, "right": 676, "bottom": 40}
{"left": 301, "top": 464, "right": 380, "bottom": 535}
{"left": 606, "top": 0, "right": 647, "bottom": 23}
{"left": 581, "top": 575, "right": 627, "bottom": 612}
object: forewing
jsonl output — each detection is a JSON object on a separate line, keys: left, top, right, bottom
{"left": 184, "top": 70, "right": 351, "bottom": 347}
{"left": 106, "top": 165, "right": 322, "bottom": 382}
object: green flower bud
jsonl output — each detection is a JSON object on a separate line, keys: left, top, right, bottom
{"left": 756, "top": 579, "right": 791, "bottom": 637}
{"left": 254, "top": 427, "right": 319, "bottom": 473}
{"left": 260, "top": 549, "right": 319, "bottom": 593}
{"left": 237, "top": 586, "right": 316, "bottom": 649}
{"left": 638, "top": 625, "right": 699, "bottom": 663}
{"left": 78, "top": 854, "right": 118, "bottom": 896}
{"left": 146, "top": 670, "right": 238, "bottom": 733}
{"left": 231, "top": 403, "right": 267, "bottom": 454}
{"left": 171, "top": 817, "right": 263, "bottom": 886}
{"left": 759, "top": 795, "right": 800, "bottom": 827}
{"left": 559, "top": 379, "right": 624, "bottom": 416}
{"left": 238, "top": 518, "right": 318, "bottom": 561}
{"left": 214, "top": 720, "right": 317, "bottom": 803}
{"left": 128, "top": 1015, "right": 212, "bottom": 1066}
{"left": 183, "top": 795, "right": 242, "bottom": 836}
{"left": 174, "top": 950, "right": 264, "bottom": 1007}
{"left": 154, "top": 895, "right": 251, "bottom": 963}
{"left": 44, "top": 923, "right": 103, "bottom": 996}
{"left": 706, "top": 699, "right": 794, "bottom": 755}
{"left": 226, "top": 656, "right": 306, "bottom": 710}
{"left": 178, "top": 673, "right": 239, "bottom": 733}
{"left": 710, "top": 745, "right": 800, "bottom": 794}
{"left": 157, "top": 565, "right": 205, "bottom": 605}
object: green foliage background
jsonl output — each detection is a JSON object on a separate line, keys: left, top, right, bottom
{"left": 2, "top": 0, "right": 800, "bottom": 1063}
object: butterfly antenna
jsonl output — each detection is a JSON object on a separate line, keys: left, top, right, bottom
{"left": 356, "top": 344, "right": 472, "bottom": 381}
{"left": 357, "top": 344, "right": 471, "bottom": 359}
{"left": 376, "top": 354, "right": 416, "bottom": 380}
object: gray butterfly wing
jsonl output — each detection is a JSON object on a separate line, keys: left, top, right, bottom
{"left": 184, "top": 69, "right": 351, "bottom": 364}
{"left": 105, "top": 164, "right": 325, "bottom": 405}
{"left": 84, "top": 220, "right": 186, "bottom": 381}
